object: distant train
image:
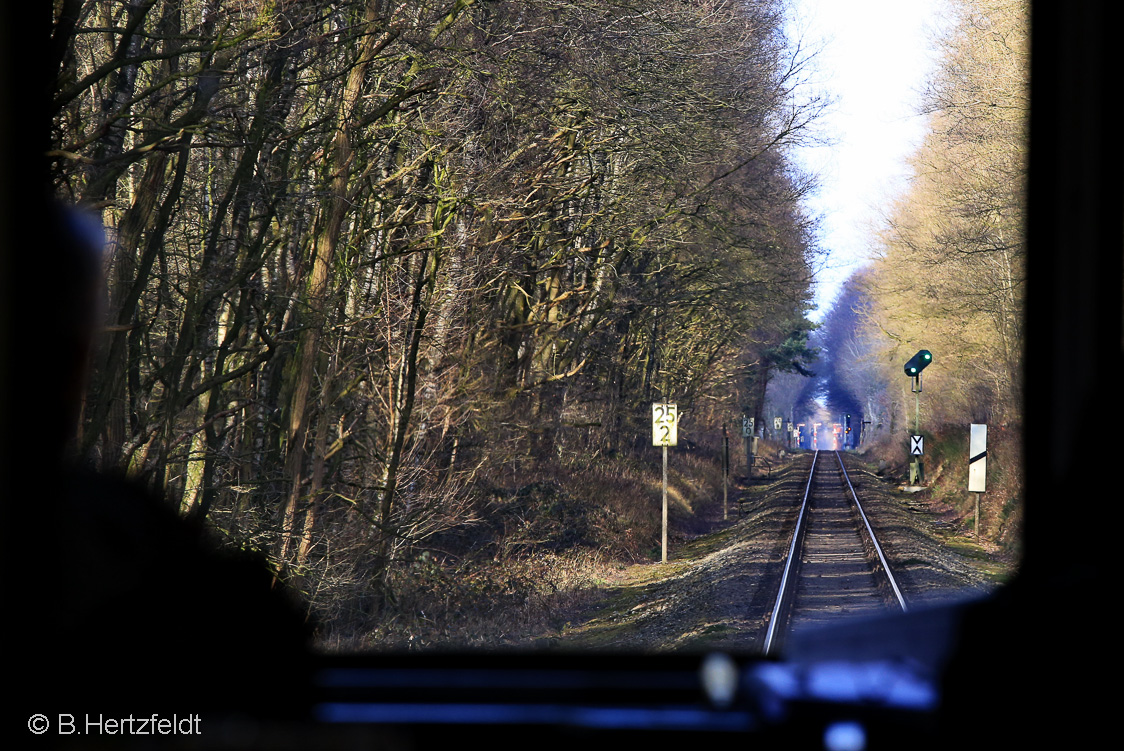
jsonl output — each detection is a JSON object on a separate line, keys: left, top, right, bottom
{"left": 793, "top": 419, "right": 854, "bottom": 450}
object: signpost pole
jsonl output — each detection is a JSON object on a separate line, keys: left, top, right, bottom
{"left": 913, "top": 381, "right": 923, "bottom": 484}
{"left": 662, "top": 444, "right": 668, "bottom": 564}
{"left": 975, "top": 493, "right": 980, "bottom": 539}
{"left": 915, "top": 389, "right": 920, "bottom": 434}
{"left": 722, "top": 424, "right": 729, "bottom": 521}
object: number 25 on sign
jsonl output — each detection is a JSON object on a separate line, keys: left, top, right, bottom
{"left": 652, "top": 403, "right": 678, "bottom": 446}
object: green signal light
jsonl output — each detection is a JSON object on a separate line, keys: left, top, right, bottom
{"left": 904, "top": 349, "right": 933, "bottom": 377}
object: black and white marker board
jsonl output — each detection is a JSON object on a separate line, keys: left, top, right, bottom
{"left": 910, "top": 435, "right": 924, "bottom": 456}
{"left": 968, "top": 423, "right": 987, "bottom": 492}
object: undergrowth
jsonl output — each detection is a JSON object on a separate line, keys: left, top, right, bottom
{"left": 314, "top": 439, "right": 729, "bottom": 651}
{"left": 859, "top": 422, "right": 1023, "bottom": 560}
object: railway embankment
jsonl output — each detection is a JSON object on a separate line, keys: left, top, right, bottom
{"left": 552, "top": 451, "right": 1013, "bottom": 653}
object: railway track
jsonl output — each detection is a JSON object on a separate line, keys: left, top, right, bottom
{"left": 763, "top": 450, "right": 907, "bottom": 655}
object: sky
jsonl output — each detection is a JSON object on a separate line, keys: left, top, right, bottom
{"left": 783, "top": 0, "right": 952, "bottom": 319}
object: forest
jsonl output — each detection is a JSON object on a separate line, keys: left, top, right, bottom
{"left": 51, "top": 0, "right": 821, "bottom": 645}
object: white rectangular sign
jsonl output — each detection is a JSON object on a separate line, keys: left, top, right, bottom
{"left": 652, "top": 403, "right": 678, "bottom": 447}
{"left": 910, "top": 435, "right": 924, "bottom": 455}
{"left": 968, "top": 424, "right": 987, "bottom": 492}
{"left": 774, "top": 417, "right": 782, "bottom": 431}
{"left": 742, "top": 416, "right": 753, "bottom": 437}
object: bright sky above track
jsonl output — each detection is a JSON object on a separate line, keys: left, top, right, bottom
{"left": 784, "top": 0, "right": 952, "bottom": 319}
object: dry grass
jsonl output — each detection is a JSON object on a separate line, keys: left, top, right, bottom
{"left": 311, "top": 441, "right": 729, "bottom": 651}
{"left": 318, "top": 549, "right": 617, "bottom": 651}
{"left": 857, "top": 423, "right": 1023, "bottom": 560}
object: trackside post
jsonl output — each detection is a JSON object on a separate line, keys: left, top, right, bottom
{"left": 904, "top": 349, "right": 933, "bottom": 487}
{"left": 968, "top": 424, "right": 987, "bottom": 538}
{"left": 652, "top": 403, "right": 678, "bottom": 563}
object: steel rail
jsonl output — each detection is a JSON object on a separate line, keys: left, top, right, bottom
{"left": 762, "top": 450, "right": 819, "bottom": 656}
{"left": 834, "top": 451, "right": 908, "bottom": 612}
